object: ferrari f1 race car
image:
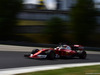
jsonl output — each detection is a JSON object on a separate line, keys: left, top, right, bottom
{"left": 24, "top": 44, "right": 87, "bottom": 60}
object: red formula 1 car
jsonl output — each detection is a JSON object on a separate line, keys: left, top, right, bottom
{"left": 24, "top": 44, "right": 87, "bottom": 60}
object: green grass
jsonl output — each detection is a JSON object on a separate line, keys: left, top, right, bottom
{"left": 17, "top": 20, "right": 46, "bottom": 25}
{"left": 17, "top": 20, "right": 68, "bottom": 26}
{"left": 17, "top": 65, "right": 100, "bottom": 75}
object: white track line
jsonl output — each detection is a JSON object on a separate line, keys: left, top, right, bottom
{"left": 0, "top": 62, "right": 100, "bottom": 75}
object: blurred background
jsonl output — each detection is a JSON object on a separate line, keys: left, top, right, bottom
{"left": 0, "top": 0, "right": 100, "bottom": 47}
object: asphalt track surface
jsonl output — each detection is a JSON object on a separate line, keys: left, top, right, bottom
{"left": 0, "top": 51, "right": 100, "bottom": 69}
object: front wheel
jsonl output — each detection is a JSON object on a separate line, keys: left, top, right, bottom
{"left": 78, "top": 51, "right": 87, "bottom": 59}
{"left": 31, "top": 49, "right": 39, "bottom": 54}
{"left": 46, "top": 50, "right": 55, "bottom": 60}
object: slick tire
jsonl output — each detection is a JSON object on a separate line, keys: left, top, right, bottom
{"left": 46, "top": 50, "right": 55, "bottom": 60}
{"left": 78, "top": 51, "right": 87, "bottom": 59}
{"left": 31, "top": 49, "right": 39, "bottom": 54}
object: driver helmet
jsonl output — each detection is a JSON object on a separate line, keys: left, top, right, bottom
{"left": 62, "top": 45, "right": 67, "bottom": 48}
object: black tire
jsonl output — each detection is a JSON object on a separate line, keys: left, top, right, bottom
{"left": 78, "top": 51, "right": 87, "bottom": 59}
{"left": 31, "top": 49, "right": 39, "bottom": 54}
{"left": 46, "top": 50, "right": 55, "bottom": 60}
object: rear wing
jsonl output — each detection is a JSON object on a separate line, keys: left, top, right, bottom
{"left": 71, "top": 45, "right": 84, "bottom": 50}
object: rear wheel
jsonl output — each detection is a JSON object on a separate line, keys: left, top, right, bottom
{"left": 78, "top": 51, "right": 87, "bottom": 59}
{"left": 46, "top": 50, "right": 55, "bottom": 60}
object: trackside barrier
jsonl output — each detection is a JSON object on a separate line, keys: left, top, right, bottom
{"left": 0, "top": 41, "right": 100, "bottom": 51}
{"left": 0, "top": 41, "right": 57, "bottom": 48}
